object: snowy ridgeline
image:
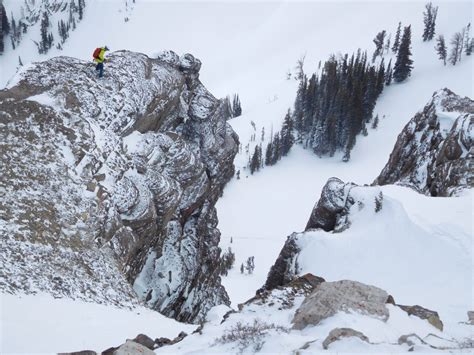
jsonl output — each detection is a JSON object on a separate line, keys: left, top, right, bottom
{"left": 0, "top": 50, "right": 238, "bottom": 325}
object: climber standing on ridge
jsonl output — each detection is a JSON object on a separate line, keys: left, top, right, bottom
{"left": 92, "top": 46, "right": 109, "bottom": 78}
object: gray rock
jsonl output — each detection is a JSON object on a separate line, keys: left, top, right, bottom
{"left": 292, "top": 280, "right": 389, "bottom": 330}
{"left": 113, "top": 340, "right": 154, "bottom": 355}
{"left": 374, "top": 88, "right": 473, "bottom": 196}
{"left": 264, "top": 233, "right": 300, "bottom": 290}
{"left": 397, "top": 304, "right": 443, "bottom": 331}
{"left": 468, "top": 311, "right": 474, "bottom": 324}
{"left": 131, "top": 334, "right": 155, "bottom": 350}
{"left": 305, "top": 177, "right": 352, "bottom": 231}
{"left": 322, "top": 328, "right": 370, "bottom": 350}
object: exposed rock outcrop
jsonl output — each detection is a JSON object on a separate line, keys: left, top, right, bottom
{"left": 468, "top": 311, "right": 474, "bottom": 324}
{"left": 396, "top": 304, "right": 443, "bottom": 331}
{"left": 266, "top": 178, "right": 383, "bottom": 289}
{"left": 292, "top": 280, "right": 390, "bottom": 330}
{"left": 112, "top": 340, "right": 154, "bottom": 355}
{"left": 374, "top": 89, "right": 473, "bottom": 196}
{"left": 0, "top": 50, "right": 238, "bottom": 322}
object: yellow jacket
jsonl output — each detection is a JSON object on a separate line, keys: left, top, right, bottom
{"left": 94, "top": 48, "right": 107, "bottom": 63}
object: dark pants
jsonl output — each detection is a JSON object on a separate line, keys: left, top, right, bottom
{"left": 95, "top": 62, "right": 104, "bottom": 78}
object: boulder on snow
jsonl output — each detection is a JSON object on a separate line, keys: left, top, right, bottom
{"left": 397, "top": 304, "right": 443, "bottom": 331}
{"left": 292, "top": 280, "right": 390, "bottom": 330}
{"left": 155, "top": 331, "right": 188, "bottom": 348}
{"left": 305, "top": 177, "right": 352, "bottom": 232}
{"left": 322, "top": 328, "right": 371, "bottom": 350}
{"left": 305, "top": 177, "right": 383, "bottom": 233}
{"left": 131, "top": 334, "right": 155, "bottom": 350}
{"left": 112, "top": 340, "right": 154, "bottom": 355}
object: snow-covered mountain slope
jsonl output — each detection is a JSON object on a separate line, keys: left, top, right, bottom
{"left": 1, "top": 50, "right": 238, "bottom": 323}
{"left": 1, "top": 292, "right": 196, "bottom": 353}
{"left": 267, "top": 179, "right": 472, "bottom": 325}
{"left": 215, "top": 2, "right": 473, "bottom": 306}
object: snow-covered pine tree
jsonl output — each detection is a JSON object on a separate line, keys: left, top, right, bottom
{"left": 280, "top": 110, "right": 294, "bottom": 156}
{"left": 392, "top": 22, "right": 402, "bottom": 53}
{"left": 39, "top": 11, "right": 50, "bottom": 54}
{"left": 435, "top": 34, "right": 447, "bottom": 65}
{"left": 422, "top": 2, "right": 438, "bottom": 41}
{"left": 393, "top": 25, "right": 413, "bottom": 82}
{"left": 0, "top": 2, "right": 10, "bottom": 54}
{"left": 372, "top": 114, "right": 379, "bottom": 129}
{"left": 265, "top": 141, "right": 273, "bottom": 166}
{"left": 385, "top": 59, "right": 393, "bottom": 85}
{"left": 466, "top": 38, "right": 473, "bottom": 56}
{"left": 272, "top": 133, "right": 281, "bottom": 164}
{"left": 249, "top": 145, "right": 262, "bottom": 174}
{"left": 293, "top": 49, "right": 385, "bottom": 159}
{"left": 449, "top": 32, "right": 463, "bottom": 65}
{"left": 376, "top": 58, "right": 386, "bottom": 94}
{"left": 245, "top": 256, "right": 255, "bottom": 274}
{"left": 78, "top": 0, "right": 84, "bottom": 20}
{"left": 384, "top": 34, "right": 391, "bottom": 54}
{"left": 232, "top": 94, "right": 242, "bottom": 117}
{"left": 464, "top": 23, "right": 472, "bottom": 55}
{"left": 372, "top": 30, "right": 386, "bottom": 62}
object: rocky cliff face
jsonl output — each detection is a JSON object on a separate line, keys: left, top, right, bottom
{"left": 0, "top": 50, "right": 238, "bottom": 323}
{"left": 374, "top": 89, "right": 473, "bottom": 196}
{"left": 265, "top": 177, "right": 383, "bottom": 290}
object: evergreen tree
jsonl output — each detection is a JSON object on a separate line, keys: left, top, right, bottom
{"left": 249, "top": 145, "right": 262, "bottom": 174}
{"left": 385, "top": 59, "right": 393, "bottom": 85}
{"left": 292, "top": 48, "right": 387, "bottom": 158}
{"left": 342, "top": 146, "right": 351, "bottom": 162}
{"left": 265, "top": 141, "right": 273, "bottom": 166}
{"left": 280, "top": 110, "right": 294, "bottom": 156}
{"left": 422, "top": 2, "right": 438, "bottom": 41}
{"left": 272, "top": 133, "right": 281, "bottom": 164}
{"left": 435, "top": 34, "right": 447, "bottom": 65}
{"left": 375, "top": 58, "right": 386, "bottom": 95}
{"left": 384, "top": 34, "right": 391, "bottom": 54}
{"left": 0, "top": 2, "right": 10, "bottom": 54}
{"left": 371, "top": 114, "right": 379, "bottom": 129}
{"left": 449, "top": 32, "right": 463, "bottom": 65}
{"left": 464, "top": 23, "right": 472, "bottom": 55}
{"left": 18, "top": 55, "right": 23, "bottom": 66}
{"left": 392, "top": 22, "right": 402, "bottom": 53}
{"left": 393, "top": 25, "right": 414, "bottom": 82}
{"left": 232, "top": 94, "right": 242, "bottom": 117}
{"left": 372, "top": 30, "right": 386, "bottom": 62}
{"left": 245, "top": 256, "right": 255, "bottom": 274}
{"left": 78, "top": 0, "right": 84, "bottom": 20}
{"left": 466, "top": 38, "right": 474, "bottom": 56}
{"left": 39, "top": 11, "right": 50, "bottom": 54}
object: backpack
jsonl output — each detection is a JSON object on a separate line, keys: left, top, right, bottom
{"left": 92, "top": 47, "right": 101, "bottom": 60}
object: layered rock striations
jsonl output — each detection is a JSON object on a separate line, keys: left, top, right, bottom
{"left": 0, "top": 50, "right": 238, "bottom": 323}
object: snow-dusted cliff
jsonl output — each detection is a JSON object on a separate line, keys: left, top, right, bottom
{"left": 0, "top": 50, "right": 238, "bottom": 323}
{"left": 374, "top": 89, "right": 473, "bottom": 196}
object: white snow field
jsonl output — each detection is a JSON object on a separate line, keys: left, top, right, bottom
{"left": 1, "top": 0, "right": 473, "bottom": 353}
{"left": 0, "top": 292, "right": 196, "bottom": 353}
